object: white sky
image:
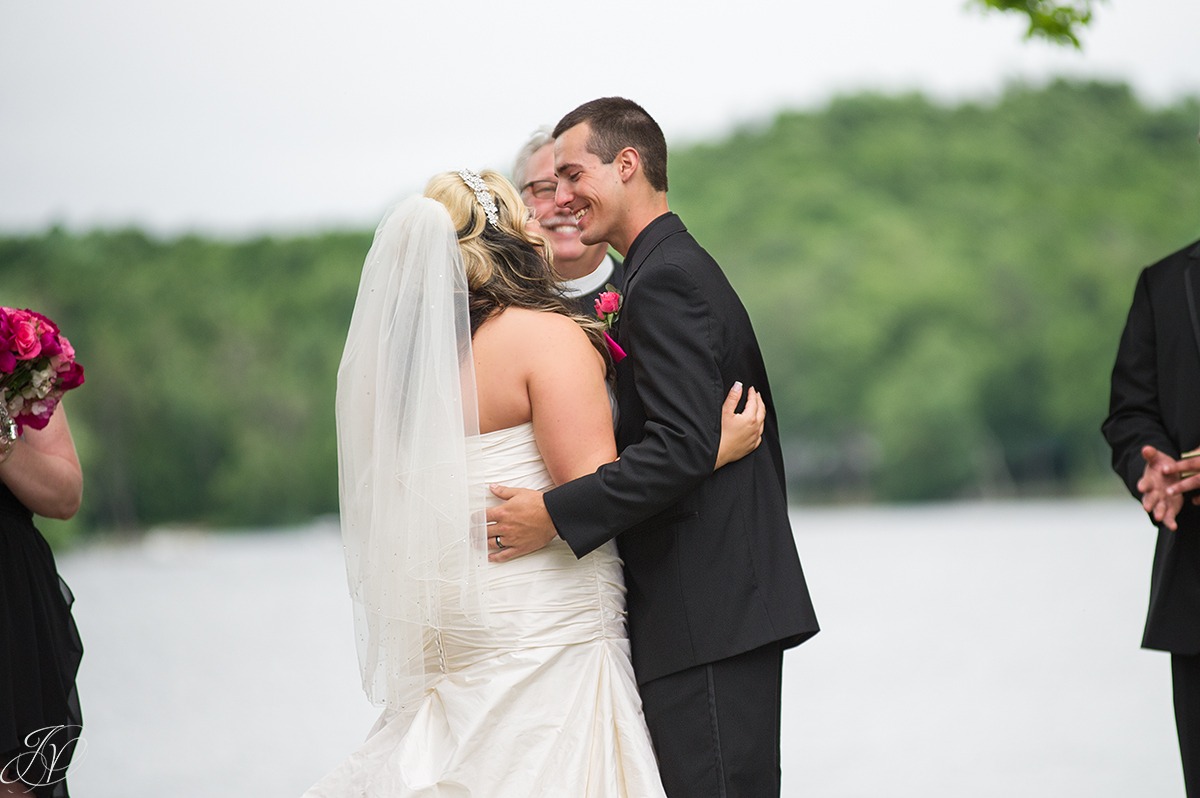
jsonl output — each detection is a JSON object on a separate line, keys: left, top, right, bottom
{"left": 1, "top": 0, "right": 1196, "bottom": 236}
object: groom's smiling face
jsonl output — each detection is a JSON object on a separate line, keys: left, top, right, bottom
{"left": 553, "top": 123, "right": 621, "bottom": 249}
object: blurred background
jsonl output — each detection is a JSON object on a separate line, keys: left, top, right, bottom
{"left": 3, "top": 0, "right": 1197, "bottom": 539}
{"left": 2, "top": 0, "right": 1199, "bottom": 794}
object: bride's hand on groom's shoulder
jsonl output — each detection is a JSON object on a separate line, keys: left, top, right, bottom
{"left": 486, "top": 485, "right": 557, "bottom": 562}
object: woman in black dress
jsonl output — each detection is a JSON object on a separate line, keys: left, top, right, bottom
{"left": 0, "top": 405, "right": 84, "bottom": 797}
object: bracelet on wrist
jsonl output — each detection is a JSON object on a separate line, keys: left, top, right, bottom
{"left": 0, "top": 406, "right": 18, "bottom": 463}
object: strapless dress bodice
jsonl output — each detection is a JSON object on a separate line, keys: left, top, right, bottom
{"left": 305, "top": 421, "right": 664, "bottom": 797}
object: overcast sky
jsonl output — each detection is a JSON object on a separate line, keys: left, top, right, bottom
{"left": 1, "top": 0, "right": 1196, "bottom": 236}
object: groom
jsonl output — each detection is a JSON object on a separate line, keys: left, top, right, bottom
{"left": 486, "top": 97, "right": 818, "bottom": 797}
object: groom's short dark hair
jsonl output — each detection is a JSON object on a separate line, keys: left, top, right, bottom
{"left": 553, "top": 97, "right": 668, "bottom": 193}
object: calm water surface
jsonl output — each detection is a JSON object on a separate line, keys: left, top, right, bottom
{"left": 55, "top": 498, "right": 1182, "bottom": 797}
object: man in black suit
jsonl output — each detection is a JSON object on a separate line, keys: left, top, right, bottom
{"left": 487, "top": 97, "right": 818, "bottom": 797}
{"left": 1103, "top": 232, "right": 1200, "bottom": 795}
{"left": 512, "top": 127, "right": 624, "bottom": 317}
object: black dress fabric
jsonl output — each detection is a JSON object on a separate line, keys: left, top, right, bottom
{"left": 0, "top": 482, "right": 83, "bottom": 797}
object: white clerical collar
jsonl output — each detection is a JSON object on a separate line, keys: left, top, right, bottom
{"left": 559, "top": 254, "right": 616, "bottom": 298}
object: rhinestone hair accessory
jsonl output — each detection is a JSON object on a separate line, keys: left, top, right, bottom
{"left": 457, "top": 169, "right": 500, "bottom": 227}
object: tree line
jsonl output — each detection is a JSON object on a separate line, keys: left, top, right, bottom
{"left": 2, "top": 79, "right": 1197, "bottom": 542}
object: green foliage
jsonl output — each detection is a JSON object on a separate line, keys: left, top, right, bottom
{"left": 0, "top": 227, "right": 369, "bottom": 533}
{"left": 671, "top": 79, "right": 1200, "bottom": 501}
{"left": 969, "top": 0, "right": 1102, "bottom": 47}
{"left": 2, "top": 79, "right": 1196, "bottom": 531}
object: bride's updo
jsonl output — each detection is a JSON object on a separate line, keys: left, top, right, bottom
{"left": 424, "top": 170, "right": 608, "bottom": 360}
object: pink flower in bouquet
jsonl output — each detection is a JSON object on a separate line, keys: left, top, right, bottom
{"left": 9, "top": 311, "right": 42, "bottom": 361}
{"left": 39, "top": 330, "right": 63, "bottom": 360}
{"left": 0, "top": 318, "right": 13, "bottom": 374}
{"left": 56, "top": 361, "right": 85, "bottom": 392}
{"left": 0, "top": 307, "right": 85, "bottom": 433}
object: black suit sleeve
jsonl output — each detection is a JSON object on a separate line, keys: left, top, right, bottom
{"left": 545, "top": 256, "right": 723, "bottom": 557}
{"left": 1102, "top": 267, "right": 1178, "bottom": 497}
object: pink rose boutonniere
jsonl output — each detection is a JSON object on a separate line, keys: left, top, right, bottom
{"left": 593, "top": 285, "right": 626, "bottom": 363}
{"left": 594, "top": 285, "right": 621, "bottom": 328}
{"left": 0, "top": 307, "right": 86, "bottom": 434}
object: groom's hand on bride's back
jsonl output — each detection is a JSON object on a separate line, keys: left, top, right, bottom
{"left": 486, "top": 486, "right": 558, "bottom": 562}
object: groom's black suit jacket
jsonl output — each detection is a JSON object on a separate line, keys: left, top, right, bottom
{"left": 1103, "top": 238, "right": 1200, "bottom": 654}
{"left": 545, "top": 212, "right": 818, "bottom": 684}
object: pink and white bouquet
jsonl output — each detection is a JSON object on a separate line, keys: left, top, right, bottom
{"left": 0, "top": 307, "right": 85, "bottom": 433}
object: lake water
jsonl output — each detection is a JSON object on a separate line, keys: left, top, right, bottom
{"left": 52, "top": 498, "right": 1183, "bottom": 796}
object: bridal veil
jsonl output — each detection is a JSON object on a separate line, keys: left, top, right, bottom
{"left": 335, "top": 196, "right": 488, "bottom": 718}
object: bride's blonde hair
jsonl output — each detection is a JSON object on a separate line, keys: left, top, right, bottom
{"left": 424, "top": 169, "right": 608, "bottom": 363}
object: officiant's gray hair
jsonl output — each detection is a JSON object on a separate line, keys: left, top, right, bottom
{"left": 512, "top": 126, "right": 554, "bottom": 189}
{"left": 552, "top": 97, "right": 668, "bottom": 193}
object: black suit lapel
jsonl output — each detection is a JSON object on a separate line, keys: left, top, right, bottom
{"left": 1185, "top": 244, "right": 1200, "bottom": 365}
{"left": 620, "top": 213, "right": 686, "bottom": 295}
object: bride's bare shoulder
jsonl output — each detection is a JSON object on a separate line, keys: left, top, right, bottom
{"left": 474, "top": 308, "right": 601, "bottom": 379}
{"left": 476, "top": 307, "right": 590, "bottom": 345}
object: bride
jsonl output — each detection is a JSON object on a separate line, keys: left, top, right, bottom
{"left": 304, "top": 169, "right": 764, "bottom": 796}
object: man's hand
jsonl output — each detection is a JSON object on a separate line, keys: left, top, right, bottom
{"left": 1160, "top": 450, "right": 1200, "bottom": 511}
{"left": 1137, "top": 445, "right": 1187, "bottom": 531}
{"left": 485, "top": 485, "right": 558, "bottom": 562}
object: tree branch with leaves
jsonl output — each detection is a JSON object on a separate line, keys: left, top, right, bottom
{"left": 970, "top": 0, "right": 1104, "bottom": 47}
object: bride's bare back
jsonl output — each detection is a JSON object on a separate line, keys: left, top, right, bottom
{"left": 471, "top": 307, "right": 616, "bottom": 487}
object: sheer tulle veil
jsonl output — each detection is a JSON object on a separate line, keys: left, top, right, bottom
{"left": 335, "top": 195, "right": 488, "bottom": 718}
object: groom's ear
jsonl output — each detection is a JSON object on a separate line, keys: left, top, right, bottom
{"left": 614, "top": 146, "right": 641, "bottom": 184}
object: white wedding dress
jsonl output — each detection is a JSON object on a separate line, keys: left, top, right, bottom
{"left": 305, "top": 422, "right": 666, "bottom": 797}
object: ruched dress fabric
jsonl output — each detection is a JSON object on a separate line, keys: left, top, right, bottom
{"left": 0, "top": 483, "right": 83, "bottom": 798}
{"left": 306, "top": 422, "right": 666, "bottom": 797}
